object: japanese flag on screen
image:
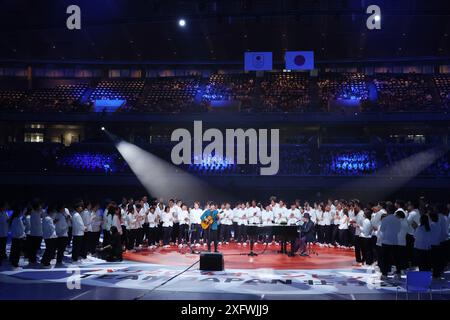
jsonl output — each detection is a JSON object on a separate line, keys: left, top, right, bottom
{"left": 285, "top": 51, "right": 314, "bottom": 70}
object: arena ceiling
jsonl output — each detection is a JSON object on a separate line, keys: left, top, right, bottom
{"left": 0, "top": 0, "right": 449, "bottom": 64}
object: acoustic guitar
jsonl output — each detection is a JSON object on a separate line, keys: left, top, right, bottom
{"left": 201, "top": 211, "right": 218, "bottom": 230}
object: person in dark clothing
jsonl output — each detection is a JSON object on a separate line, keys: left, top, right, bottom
{"left": 98, "top": 226, "right": 123, "bottom": 262}
{"left": 293, "top": 213, "right": 315, "bottom": 256}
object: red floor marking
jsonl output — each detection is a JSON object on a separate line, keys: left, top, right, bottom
{"left": 123, "top": 243, "right": 355, "bottom": 270}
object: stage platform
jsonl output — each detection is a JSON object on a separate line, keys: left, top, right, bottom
{"left": 0, "top": 243, "right": 449, "bottom": 300}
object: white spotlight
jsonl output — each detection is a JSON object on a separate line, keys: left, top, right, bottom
{"left": 178, "top": 19, "right": 186, "bottom": 27}
{"left": 374, "top": 15, "right": 381, "bottom": 22}
{"left": 101, "top": 127, "right": 105, "bottom": 131}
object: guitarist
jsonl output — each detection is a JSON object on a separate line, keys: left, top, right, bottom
{"left": 200, "top": 202, "right": 220, "bottom": 253}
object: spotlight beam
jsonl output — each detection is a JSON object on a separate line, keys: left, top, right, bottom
{"left": 115, "top": 139, "right": 229, "bottom": 203}
{"left": 332, "top": 147, "right": 447, "bottom": 200}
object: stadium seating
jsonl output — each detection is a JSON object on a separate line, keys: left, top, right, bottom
{"left": 0, "top": 142, "right": 448, "bottom": 177}
{"left": 90, "top": 79, "right": 145, "bottom": 107}
{"left": 260, "top": 72, "right": 311, "bottom": 112}
{"left": 373, "top": 74, "right": 436, "bottom": 111}
{"left": 433, "top": 74, "right": 450, "bottom": 110}
{"left": 0, "top": 73, "right": 449, "bottom": 113}
{"left": 317, "top": 73, "right": 369, "bottom": 110}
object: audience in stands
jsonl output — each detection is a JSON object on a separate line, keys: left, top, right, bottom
{"left": 260, "top": 73, "right": 311, "bottom": 112}
{"left": 373, "top": 74, "right": 435, "bottom": 112}
{"left": 1, "top": 72, "right": 450, "bottom": 113}
{"left": 0, "top": 141, "right": 448, "bottom": 177}
{"left": 318, "top": 73, "right": 369, "bottom": 110}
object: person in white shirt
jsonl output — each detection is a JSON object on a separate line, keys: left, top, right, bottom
{"left": 406, "top": 201, "right": 421, "bottom": 267}
{"left": 414, "top": 214, "right": 432, "bottom": 272}
{"left": 307, "top": 203, "right": 318, "bottom": 243}
{"left": 236, "top": 203, "right": 248, "bottom": 245}
{"left": 429, "top": 210, "right": 443, "bottom": 278}
{"left": 352, "top": 203, "right": 365, "bottom": 263}
{"left": 126, "top": 206, "right": 140, "bottom": 250}
{"left": 219, "top": 203, "right": 233, "bottom": 244}
{"left": 172, "top": 200, "right": 183, "bottom": 244}
{"left": 269, "top": 197, "right": 279, "bottom": 211}
{"left": 322, "top": 205, "right": 332, "bottom": 246}
{"left": 118, "top": 198, "right": 128, "bottom": 247}
{"left": 178, "top": 204, "right": 190, "bottom": 247}
{"left": 347, "top": 204, "right": 355, "bottom": 247}
{"left": 167, "top": 199, "right": 178, "bottom": 244}
{"left": 360, "top": 209, "right": 374, "bottom": 265}
{"left": 54, "top": 204, "right": 69, "bottom": 265}
{"left": 338, "top": 209, "right": 350, "bottom": 248}
{"left": 315, "top": 204, "right": 325, "bottom": 245}
{"left": 41, "top": 208, "right": 57, "bottom": 268}
{"left": 65, "top": 207, "right": 72, "bottom": 248}
{"left": 371, "top": 202, "right": 386, "bottom": 264}
{"left": 161, "top": 206, "right": 174, "bottom": 247}
{"left": 155, "top": 202, "right": 165, "bottom": 246}
{"left": 111, "top": 207, "right": 123, "bottom": 236}
{"left": 231, "top": 203, "right": 240, "bottom": 242}
{"left": 89, "top": 203, "right": 103, "bottom": 254}
{"left": 135, "top": 202, "right": 146, "bottom": 248}
{"left": 287, "top": 203, "right": 299, "bottom": 226}
{"left": 141, "top": 199, "right": 150, "bottom": 245}
{"left": 142, "top": 196, "right": 150, "bottom": 212}
{"left": 273, "top": 200, "right": 288, "bottom": 225}
{"left": 261, "top": 205, "right": 274, "bottom": 226}
{"left": 379, "top": 202, "right": 401, "bottom": 278}
{"left": 189, "top": 202, "right": 203, "bottom": 246}
{"left": 21, "top": 208, "right": 31, "bottom": 262}
{"left": 102, "top": 204, "right": 114, "bottom": 247}
{"left": 71, "top": 202, "right": 86, "bottom": 262}
{"left": 147, "top": 206, "right": 159, "bottom": 247}
{"left": 247, "top": 200, "right": 261, "bottom": 225}
{"left": 394, "top": 209, "right": 409, "bottom": 277}
{"left": 261, "top": 205, "right": 274, "bottom": 244}
{"left": 9, "top": 207, "right": 26, "bottom": 269}
{"left": 331, "top": 203, "right": 342, "bottom": 246}
{"left": 80, "top": 203, "right": 92, "bottom": 259}
{"left": 0, "top": 201, "right": 8, "bottom": 264}
{"left": 28, "top": 200, "right": 44, "bottom": 264}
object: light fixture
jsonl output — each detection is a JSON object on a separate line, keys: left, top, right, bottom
{"left": 374, "top": 15, "right": 381, "bottom": 22}
{"left": 178, "top": 19, "right": 186, "bottom": 27}
{"left": 101, "top": 127, "right": 105, "bottom": 131}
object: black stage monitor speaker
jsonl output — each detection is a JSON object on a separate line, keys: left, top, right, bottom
{"left": 200, "top": 252, "right": 224, "bottom": 271}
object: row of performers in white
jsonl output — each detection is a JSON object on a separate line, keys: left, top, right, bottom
{"left": 109, "top": 200, "right": 354, "bottom": 231}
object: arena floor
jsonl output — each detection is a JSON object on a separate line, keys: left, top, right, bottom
{"left": 0, "top": 243, "right": 449, "bottom": 300}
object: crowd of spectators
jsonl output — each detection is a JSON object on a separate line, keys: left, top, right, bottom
{"left": 90, "top": 79, "right": 145, "bottom": 108}
{"left": 320, "top": 148, "right": 379, "bottom": 176}
{"left": 201, "top": 74, "right": 256, "bottom": 110}
{"left": 260, "top": 73, "right": 311, "bottom": 112}
{"left": 0, "top": 73, "right": 449, "bottom": 113}
{"left": 373, "top": 74, "right": 435, "bottom": 112}
{"left": 0, "top": 84, "right": 90, "bottom": 113}
{"left": 56, "top": 151, "right": 127, "bottom": 174}
{"left": 433, "top": 74, "right": 450, "bottom": 110}
{"left": 0, "top": 89, "right": 27, "bottom": 112}
{"left": 2, "top": 142, "right": 447, "bottom": 177}
{"left": 126, "top": 77, "right": 203, "bottom": 113}
{"left": 317, "top": 73, "right": 369, "bottom": 110}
